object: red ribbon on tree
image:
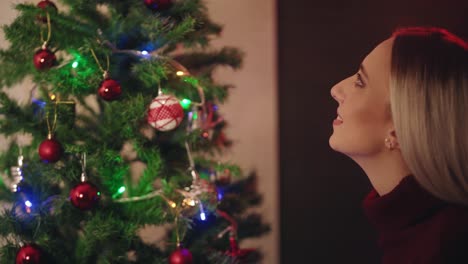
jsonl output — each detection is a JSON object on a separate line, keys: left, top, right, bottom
{"left": 216, "top": 210, "right": 256, "bottom": 260}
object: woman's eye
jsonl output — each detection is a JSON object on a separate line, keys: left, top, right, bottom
{"left": 354, "top": 72, "right": 365, "bottom": 87}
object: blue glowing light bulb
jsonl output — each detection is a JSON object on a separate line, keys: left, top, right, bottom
{"left": 25, "top": 200, "right": 32, "bottom": 208}
{"left": 200, "top": 212, "right": 206, "bottom": 221}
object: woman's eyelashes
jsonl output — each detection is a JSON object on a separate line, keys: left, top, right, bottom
{"left": 354, "top": 72, "right": 365, "bottom": 88}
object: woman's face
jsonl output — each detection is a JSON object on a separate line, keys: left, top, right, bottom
{"left": 329, "top": 38, "right": 395, "bottom": 157}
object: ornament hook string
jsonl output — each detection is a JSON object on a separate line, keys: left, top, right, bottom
{"left": 80, "top": 152, "right": 87, "bottom": 182}
{"left": 33, "top": 219, "right": 42, "bottom": 240}
{"left": 40, "top": 12, "right": 52, "bottom": 47}
{"left": 89, "top": 48, "right": 109, "bottom": 77}
{"left": 175, "top": 215, "right": 180, "bottom": 247}
{"left": 157, "top": 82, "right": 163, "bottom": 96}
{"left": 184, "top": 141, "right": 199, "bottom": 182}
{"left": 45, "top": 101, "right": 58, "bottom": 139}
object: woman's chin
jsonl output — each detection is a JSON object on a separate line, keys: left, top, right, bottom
{"left": 329, "top": 137, "right": 352, "bottom": 156}
{"left": 328, "top": 136, "right": 340, "bottom": 151}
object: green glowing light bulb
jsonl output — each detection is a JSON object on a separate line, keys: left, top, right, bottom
{"left": 180, "top": 98, "right": 191, "bottom": 110}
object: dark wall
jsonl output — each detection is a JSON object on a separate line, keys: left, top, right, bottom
{"left": 279, "top": 0, "right": 468, "bottom": 263}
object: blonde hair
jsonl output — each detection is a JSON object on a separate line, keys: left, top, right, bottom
{"left": 390, "top": 27, "right": 468, "bottom": 205}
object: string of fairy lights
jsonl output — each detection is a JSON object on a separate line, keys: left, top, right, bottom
{"left": 4, "top": 1, "right": 256, "bottom": 263}
{"left": 17, "top": 0, "right": 218, "bottom": 234}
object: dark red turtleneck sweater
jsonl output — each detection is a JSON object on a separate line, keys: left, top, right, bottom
{"left": 362, "top": 176, "right": 468, "bottom": 264}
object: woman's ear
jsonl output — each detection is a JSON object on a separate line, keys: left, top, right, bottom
{"left": 385, "top": 129, "right": 400, "bottom": 150}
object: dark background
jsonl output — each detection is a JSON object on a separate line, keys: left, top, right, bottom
{"left": 278, "top": 0, "right": 468, "bottom": 263}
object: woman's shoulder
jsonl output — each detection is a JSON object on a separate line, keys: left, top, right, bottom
{"left": 437, "top": 203, "right": 468, "bottom": 228}
{"left": 434, "top": 204, "right": 468, "bottom": 262}
{"left": 428, "top": 203, "right": 468, "bottom": 237}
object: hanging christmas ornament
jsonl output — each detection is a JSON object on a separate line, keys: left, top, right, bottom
{"left": 38, "top": 94, "right": 72, "bottom": 163}
{"left": 144, "top": 0, "right": 173, "bottom": 11}
{"left": 169, "top": 247, "right": 193, "bottom": 264}
{"left": 70, "top": 153, "right": 100, "bottom": 210}
{"left": 37, "top": 0, "right": 57, "bottom": 10}
{"left": 70, "top": 181, "right": 100, "bottom": 210}
{"left": 98, "top": 77, "right": 122, "bottom": 101}
{"left": 37, "top": 0, "right": 57, "bottom": 23}
{"left": 33, "top": 46, "right": 56, "bottom": 70}
{"left": 139, "top": 54, "right": 206, "bottom": 132}
{"left": 147, "top": 91, "right": 184, "bottom": 131}
{"left": 34, "top": 10, "right": 55, "bottom": 70}
{"left": 16, "top": 244, "right": 42, "bottom": 264}
{"left": 38, "top": 136, "right": 62, "bottom": 163}
{"left": 90, "top": 49, "right": 121, "bottom": 101}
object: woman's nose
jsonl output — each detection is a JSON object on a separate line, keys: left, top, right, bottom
{"left": 330, "top": 81, "right": 344, "bottom": 104}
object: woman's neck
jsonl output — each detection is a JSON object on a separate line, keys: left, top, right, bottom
{"left": 353, "top": 150, "right": 411, "bottom": 196}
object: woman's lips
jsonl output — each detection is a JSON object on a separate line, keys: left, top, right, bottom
{"left": 333, "top": 114, "right": 343, "bottom": 126}
{"left": 333, "top": 119, "right": 343, "bottom": 126}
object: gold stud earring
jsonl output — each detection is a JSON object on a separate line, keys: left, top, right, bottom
{"left": 385, "top": 138, "right": 394, "bottom": 150}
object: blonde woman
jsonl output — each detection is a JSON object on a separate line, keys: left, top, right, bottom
{"left": 329, "top": 27, "right": 468, "bottom": 263}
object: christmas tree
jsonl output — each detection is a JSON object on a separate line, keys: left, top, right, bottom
{"left": 0, "top": 0, "right": 269, "bottom": 263}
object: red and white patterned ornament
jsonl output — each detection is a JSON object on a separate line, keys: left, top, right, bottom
{"left": 147, "top": 94, "right": 184, "bottom": 131}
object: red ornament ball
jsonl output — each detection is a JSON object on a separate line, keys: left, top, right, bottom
{"left": 70, "top": 182, "right": 100, "bottom": 210}
{"left": 144, "top": 0, "right": 173, "bottom": 11}
{"left": 147, "top": 94, "right": 184, "bottom": 131}
{"left": 33, "top": 48, "right": 56, "bottom": 70}
{"left": 98, "top": 79, "right": 122, "bottom": 101}
{"left": 16, "top": 244, "right": 42, "bottom": 264}
{"left": 37, "top": 0, "right": 57, "bottom": 11}
{"left": 38, "top": 138, "right": 62, "bottom": 163}
{"left": 169, "top": 248, "right": 193, "bottom": 264}
{"left": 37, "top": 0, "right": 57, "bottom": 23}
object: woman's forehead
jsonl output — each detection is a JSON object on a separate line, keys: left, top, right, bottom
{"left": 363, "top": 38, "right": 394, "bottom": 68}
{"left": 362, "top": 38, "right": 394, "bottom": 84}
